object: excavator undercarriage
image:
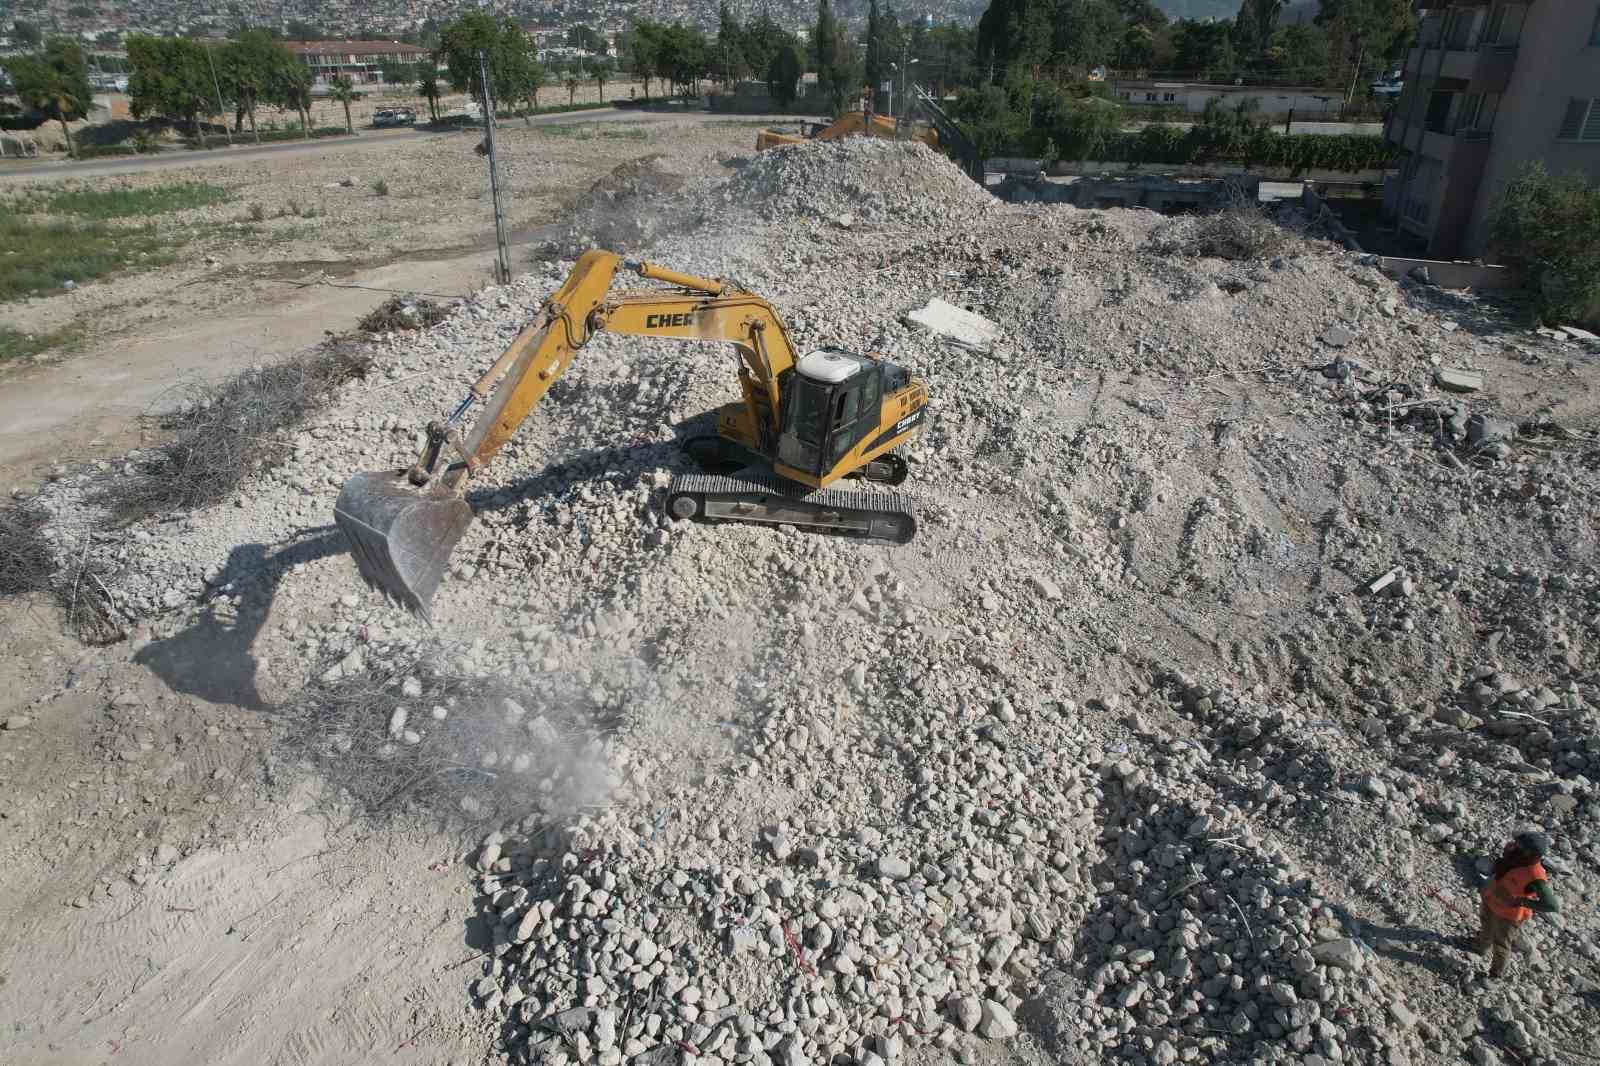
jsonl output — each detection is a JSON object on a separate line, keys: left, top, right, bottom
{"left": 333, "top": 251, "right": 929, "bottom": 614}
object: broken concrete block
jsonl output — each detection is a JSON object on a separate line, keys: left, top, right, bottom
{"left": 1321, "top": 324, "right": 1355, "bottom": 348}
{"left": 904, "top": 298, "right": 1000, "bottom": 352}
{"left": 1363, "top": 567, "right": 1402, "bottom": 596}
{"left": 1467, "top": 414, "right": 1516, "bottom": 447}
{"left": 1558, "top": 325, "right": 1599, "bottom": 342}
{"left": 1434, "top": 367, "right": 1482, "bottom": 393}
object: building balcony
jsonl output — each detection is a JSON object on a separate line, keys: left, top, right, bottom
{"left": 1403, "top": 43, "right": 1517, "bottom": 92}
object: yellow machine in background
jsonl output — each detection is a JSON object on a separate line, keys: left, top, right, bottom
{"left": 334, "top": 252, "right": 928, "bottom": 613}
{"left": 755, "top": 110, "right": 939, "bottom": 152}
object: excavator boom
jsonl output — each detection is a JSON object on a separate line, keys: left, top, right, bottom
{"left": 334, "top": 251, "right": 925, "bottom": 614}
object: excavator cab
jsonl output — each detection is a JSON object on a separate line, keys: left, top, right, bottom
{"left": 775, "top": 349, "right": 915, "bottom": 484}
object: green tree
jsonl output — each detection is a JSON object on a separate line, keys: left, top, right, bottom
{"left": 593, "top": 62, "right": 609, "bottom": 102}
{"left": 715, "top": 1, "right": 744, "bottom": 87}
{"left": 1232, "top": 0, "right": 1284, "bottom": 62}
{"left": 1173, "top": 20, "right": 1238, "bottom": 79}
{"left": 283, "top": 20, "right": 322, "bottom": 41}
{"left": 657, "top": 24, "right": 709, "bottom": 98}
{"left": 3, "top": 37, "right": 93, "bottom": 158}
{"left": 866, "top": 0, "right": 886, "bottom": 97}
{"left": 268, "top": 55, "right": 312, "bottom": 137}
{"left": 327, "top": 74, "right": 357, "bottom": 133}
{"left": 437, "top": 11, "right": 539, "bottom": 115}
{"left": 1119, "top": 23, "right": 1156, "bottom": 69}
{"left": 1050, "top": 0, "right": 1123, "bottom": 69}
{"left": 219, "top": 30, "right": 293, "bottom": 143}
{"left": 924, "top": 24, "right": 977, "bottom": 96}
{"left": 568, "top": 25, "right": 605, "bottom": 52}
{"left": 418, "top": 71, "right": 441, "bottom": 120}
{"left": 741, "top": 15, "right": 795, "bottom": 91}
{"left": 1265, "top": 23, "right": 1331, "bottom": 83}
{"left": 622, "top": 21, "right": 664, "bottom": 101}
{"left": 1316, "top": 0, "right": 1414, "bottom": 97}
{"left": 767, "top": 43, "right": 802, "bottom": 106}
{"left": 127, "top": 34, "right": 215, "bottom": 138}
{"left": 813, "top": 0, "right": 849, "bottom": 114}
{"left": 1490, "top": 162, "right": 1600, "bottom": 325}
{"left": 951, "top": 82, "right": 1023, "bottom": 157}
{"left": 565, "top": 71, "right": 579, "bottom": 105}
{"left": 13, "top": 21, "right": 43, "bottom": 48}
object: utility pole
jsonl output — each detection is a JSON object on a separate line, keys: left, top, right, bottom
{"left": 899, "top": 40, "right": 908, "bottom": 139}
{"left": 1344, "top": 43, "right": 1364, "bottom": 108}
{"left": 478, "top": 50, "right": 512, "bottom": 286}
{"left": 202, "top": 42, "right": 234, "bottom": 148}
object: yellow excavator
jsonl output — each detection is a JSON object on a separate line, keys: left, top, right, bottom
{"left": 334, "top": 251, "right": 928, "bottom": 614}
{"left": 756, "top": 110, "right": 938, "bottom": 152}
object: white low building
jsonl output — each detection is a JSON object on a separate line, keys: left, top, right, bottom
{"left": 1111, "top": 80, "right": 1348, "bottom": 116}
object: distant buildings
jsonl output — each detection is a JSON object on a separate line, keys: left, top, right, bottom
{"left": 286, "top": 40, "right": 431, "bottom": 85}
{"left": 1382, "top": 0, "right": 1600, "bottom": 258}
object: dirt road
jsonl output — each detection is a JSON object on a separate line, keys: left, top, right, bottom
{"left": 0, "top": 105, "right": 764, "bottom": 184}
{"left": 0, "top": 112, "right": 774, "bottom": 487}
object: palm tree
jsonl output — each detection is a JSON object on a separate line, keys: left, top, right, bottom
{"left": 417, "top": 72, "right": 441, "bottom": 122}
{"left": 565, "top": 71, "right": 579, "bottom": 107}
{"left": 593, "top": 64, "right": 608, "bottom": 102}
{"left": 30, "top": 80, "right": 81, "bottom": 158}
{"left": 328, "top": 75, "right": 358, "bottom": 134}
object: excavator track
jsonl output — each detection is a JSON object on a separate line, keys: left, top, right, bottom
{"left": 666, "top": 471, "right": 916, "bottom": 544}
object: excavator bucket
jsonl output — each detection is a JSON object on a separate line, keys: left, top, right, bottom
{"left": 333, "top": 471, "right": 473, "bottom": 617}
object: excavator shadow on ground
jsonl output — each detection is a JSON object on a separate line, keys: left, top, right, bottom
{"left": 130, "top": 429, "right": 720, "bottom": 710}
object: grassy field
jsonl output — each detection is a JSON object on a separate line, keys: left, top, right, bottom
{"left": 0, "top": 182, "right": 231, "bottom": 303}
{"left": 0, "top": 324, "right": 82, "bottom": 364}
{"left": 12, "top": 182, "right": 231, "bottom": 220}
{"left": 533, "top": 123, "right": 653, "bottom": 141}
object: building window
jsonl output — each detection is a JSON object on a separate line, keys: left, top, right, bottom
{"left": 1163, "top": 92, "right": 1176, "bottom": 102}
{"left": 1557, "top": 97, "right": 1600, "bottom": 140}
{"left": 1145, "top": 92, "right": 1157, "bottom": 101}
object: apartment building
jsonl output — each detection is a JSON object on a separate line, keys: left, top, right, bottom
{"left": 286, "top": 40, "right": 431, "bottom": 85}
{"left": 1383, "top": 0, "right": 1600, "bottom": 258}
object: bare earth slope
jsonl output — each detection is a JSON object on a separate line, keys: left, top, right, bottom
{"left": 3, "top": 139, "right": 1598, "bottom": 1066}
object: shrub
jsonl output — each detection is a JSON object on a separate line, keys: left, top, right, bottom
{"left": 1490, "top": 162, "right": 1600, "bottom": 325}
{"left": 95, "top": 339, "right": 373, "bottom": 523}
{"left": 132, "top": 129, "right": 158, "bottom": 154}
{"left": 373, "top": 178, "right": 389, "bottom": 197}
{"left": 248, "top": 202, "right": 265, "bottom": 221}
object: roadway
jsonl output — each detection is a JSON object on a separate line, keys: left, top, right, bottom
{"left": 0, "top": 106, "right": 781, "bottom": 182}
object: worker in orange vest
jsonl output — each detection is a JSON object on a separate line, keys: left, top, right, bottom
{"left": 1476, "top": 831, "right": 1559, "bottom": 978}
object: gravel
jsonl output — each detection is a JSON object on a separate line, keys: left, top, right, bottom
{"left": 19, "top": 138, "right": 1600, "bottom": 1066}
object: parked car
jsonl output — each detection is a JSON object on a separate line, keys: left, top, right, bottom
{"left": 373, "top": 107, "right": 417, "bottom": 128}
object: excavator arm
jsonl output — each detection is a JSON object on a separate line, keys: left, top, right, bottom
{"left": 333, "top": 250, "right": 814, "bottom": 613}
{"left": 409, "top": 250, "right": 802, "bottom": 492}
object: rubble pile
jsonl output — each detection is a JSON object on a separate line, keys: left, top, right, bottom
{"left": 696, "top": 140, "right": 996, "bottom": 227}
{"left": 17, "top": 138, "right": 1600, "bottom": 1065}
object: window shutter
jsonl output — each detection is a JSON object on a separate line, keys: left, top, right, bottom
{"left": 1559, "top": 98, "right": 1588, "bottom": 139}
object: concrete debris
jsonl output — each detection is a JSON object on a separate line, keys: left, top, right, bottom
{"left": 1321, "top": 324, "right": 1356, "bottom": 348}
{"left": 1434, "top": 367, "right": 1483, "bottom": 393}
{"left": 903, "top": 298, "right": 1001, "bottom": 353}
{"left": 15, "top": 137, "right": 1600, "bottom": 1066}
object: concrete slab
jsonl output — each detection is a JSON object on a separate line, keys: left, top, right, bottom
{"left": 905, "top": 298, "right": 1001, "bottom": 352}
{"left": 1434, "top": 368, "right": 1483, "bottom": 393}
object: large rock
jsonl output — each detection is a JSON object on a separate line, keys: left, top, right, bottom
{"left": 1310, "top": 938, "right": 1365, "bottom": 972}
{"left": 978, "top": 999, "right": 1018, "bottom": 1040}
